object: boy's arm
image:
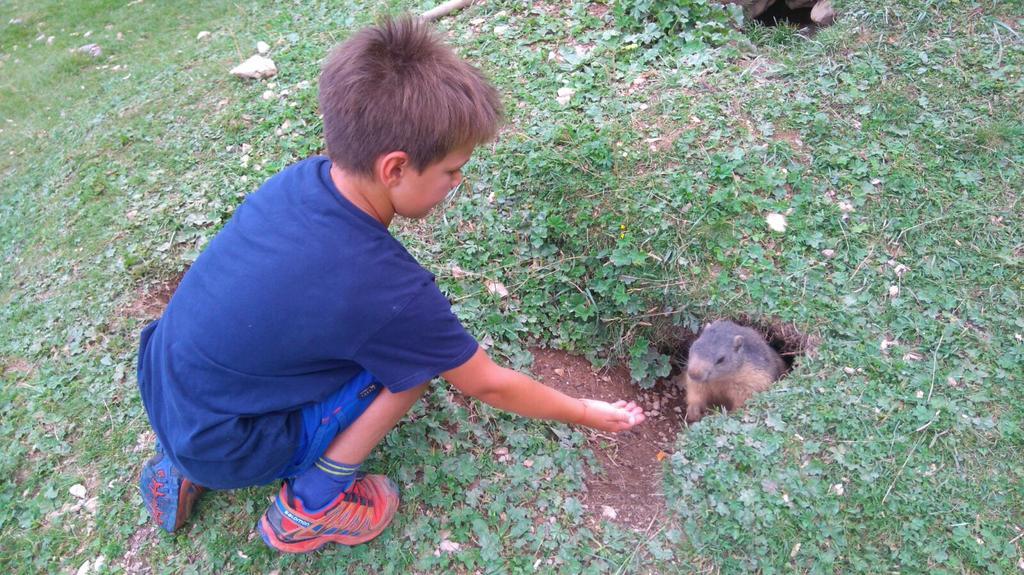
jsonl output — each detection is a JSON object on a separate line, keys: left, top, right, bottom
{"left": 441, "top": 347, "right": 645, "bottom": 433}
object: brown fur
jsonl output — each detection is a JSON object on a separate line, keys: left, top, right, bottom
{"left": 674, "top": 320, "right": 786, "bottom": 423}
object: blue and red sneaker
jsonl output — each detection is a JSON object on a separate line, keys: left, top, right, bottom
{"left": 139, "top": 443, "right": 207, "bottom": 533}
{"left": 258, "top": 473, "right": 399, "bottom": 553}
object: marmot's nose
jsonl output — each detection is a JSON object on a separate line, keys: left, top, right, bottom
{"left": 687, "top": 366, "right": 706, "bottom": 382}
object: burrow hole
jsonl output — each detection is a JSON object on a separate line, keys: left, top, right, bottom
{"left": 755, "top": 2, "right": 817, "bottom": 28}
{"left": 651, "top": 316, "right": 816, "bottom": 416}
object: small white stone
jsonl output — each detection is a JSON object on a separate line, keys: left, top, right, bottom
{"left": 821, "top": 249, "right": 835, "bottom": 258}
{"left": 888, "top": 285, "right": 900, "bottom": 298}
{"left": 493, "top": 25, "right": 509, "bottom": 35}
{"left": 229, "top": 55, "right": 277, "bottom": 80}
{"left": 831, "top": 483, "right": 845, "bottom": 496}
{"left": 76, "top": 44, "right": 102, "bottom": 57}
{"left": 438, "top": 539, "right": 461, "bottom": 553}
{"left": 766, "top": 212, "right": 788, "bottom": 233}
{"left": 601, "top": 505, "right": 617, "bottom": 519}
{"left": 485, "top": 280, "right": 509, "bottom": 298}
{"left": 556, "top": 87, "right": 576, "bottom": 106}
{"left": 256, "top": 41, "right": 270, "bottom": 55}
{"left": 69, "top": 484, "right": 87, "bottom": 499}
{"left": 196, "top": 30, "right": 211, "bottom": 41}
{"left": 261, "top": 90, "right": 275, "bottom": 100}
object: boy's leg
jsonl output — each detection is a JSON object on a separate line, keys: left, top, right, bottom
{"left": 258, "top": 382, "right": 428, "bottom": 552}
{"left": 321, "top": 382, "right": 428, "bottom": 463}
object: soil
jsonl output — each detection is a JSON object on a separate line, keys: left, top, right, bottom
{"left": 529, "top": 348, "right": 686, "bottom": 532}
{"left": 116, "top": 523, "right": 156, "bottom": 575}
{"left": 119, "top": 274, "right": 181, "bottom": 323}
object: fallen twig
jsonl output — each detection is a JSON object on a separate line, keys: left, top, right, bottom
{"left": 422, "top": 0, "right": 475, "bottom": 21}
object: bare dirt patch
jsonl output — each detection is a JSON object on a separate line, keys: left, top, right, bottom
{"left": 118, "top": 273, "right": 184, "bottom": 325}
{"left": 530, "top": 348, "right": 683, "bottom": 531}
{"left": 528, "top": 319, "right": 813, "bottom": 530}
{"left": 2, "top": 357, "right": 36, "bottom": 378}
{"left": 116, "top": 524, "right": 157, "bottom": 575}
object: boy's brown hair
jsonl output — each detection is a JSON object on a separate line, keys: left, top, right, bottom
{"left": 319, "top": 16, "right": 503, "bottom": 176}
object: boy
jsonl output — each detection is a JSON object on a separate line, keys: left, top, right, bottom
{"left": 136, "top": 16, "right": 645, "bottom": 553}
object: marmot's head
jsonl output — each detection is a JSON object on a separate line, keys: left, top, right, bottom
{"left": 685, "top": 320, "right": 750, "bottom": 383}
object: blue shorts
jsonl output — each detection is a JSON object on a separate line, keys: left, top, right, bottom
{"left": 275, "top": 370, "right": 383, "bottom": 479}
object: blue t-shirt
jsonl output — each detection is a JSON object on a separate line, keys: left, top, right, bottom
{"left": 137, "top": 157, "right": 478, "bottom": 489}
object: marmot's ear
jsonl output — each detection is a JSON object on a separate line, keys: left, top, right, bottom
{"left": 733, "top": 335, "right": 744, "bottom": 351}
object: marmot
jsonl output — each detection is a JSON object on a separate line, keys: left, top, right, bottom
{"left": 675, "top": 320, "right": 786, "bottom": 424}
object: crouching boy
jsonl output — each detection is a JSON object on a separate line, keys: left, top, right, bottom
{"left": 136, "top": 16, "right": 644, "bottom": 553}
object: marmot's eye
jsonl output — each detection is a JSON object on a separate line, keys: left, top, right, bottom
{"left": 715, "top": 356, "right": 725, "bottom": 365}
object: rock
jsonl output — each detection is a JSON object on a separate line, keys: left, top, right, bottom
{"left": 196, "top": 30, "right": 211, "bottom": 41}
{"left": 256, "top": 41, "right": 270, "bottom": 55}
{"left": 553, "top": 368, "right": 565, "bottom": 377}
{"left": 821, "top": 249, "right": 836, "bottom": 258}
{"left": 230, "top": 55, "right": 277, "bottom": 80}
{"left": 811, "top": 0, "right": 835, "bottom": 25}
{"left": 766, "top": 212, "right": 788, "bottom": 233}
{"left": 485, "top": 280, "right": 509, "bottom": 298}
{"left": 76, "top": 44, "right": 102, "bottom": 57}
{"left": 600, "top": 505, "right": 618, "bottom": 519}
{"left": 69, "top": 484, "right": 87, "bottom": 499}
{"left": 438, "top": 539, "right": 461, "bottom": 553}
{"left": 556, "top": 87, "right": 575, "bottom": 106}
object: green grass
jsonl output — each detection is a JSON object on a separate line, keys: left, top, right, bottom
{"left": 1, "top": 0, "right": 1022, "bottom": 573}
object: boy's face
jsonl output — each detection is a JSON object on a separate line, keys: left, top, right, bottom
{"left": 390, "top": 144, "right": 474, "bottom": 219}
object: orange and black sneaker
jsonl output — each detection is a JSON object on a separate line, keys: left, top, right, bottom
{"left": 257, "top": 473, "right": 399, "bottom": 553}
{"left": 139, "top": 442, "right": 207, "bottom": 533}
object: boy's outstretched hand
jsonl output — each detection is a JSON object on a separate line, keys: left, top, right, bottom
{"left": 579, "top": 399, "right": 645, "bottom": 432}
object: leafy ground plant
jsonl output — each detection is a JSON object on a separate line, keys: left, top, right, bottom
{"left": 1, "top": 0, "right": 1022, "bottom": 573}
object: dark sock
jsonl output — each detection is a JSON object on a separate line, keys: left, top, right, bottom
{"left": 290, "top": 456, "right": 359, "bottom": 511}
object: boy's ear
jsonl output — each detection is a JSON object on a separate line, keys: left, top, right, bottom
{"left": 377, "top": 151, "right": 410, "bottom": 187}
